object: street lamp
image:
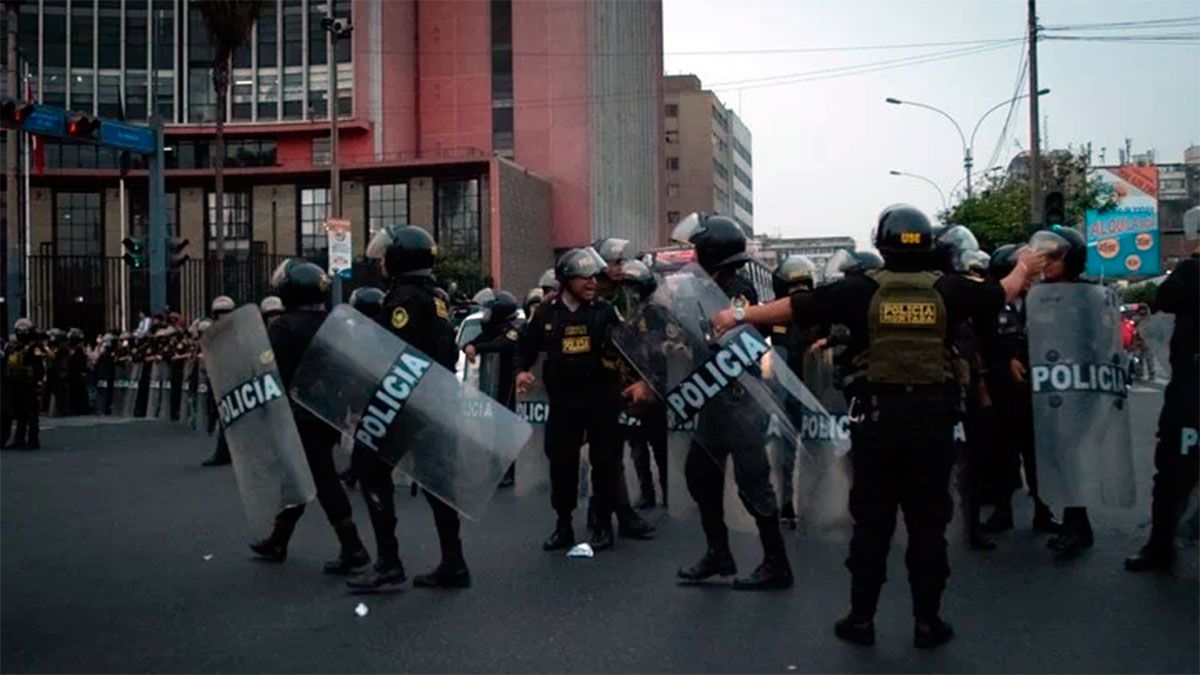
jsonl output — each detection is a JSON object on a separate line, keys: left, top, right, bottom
{"left": 886, "top": 88, "right": 1050, "bottom": 199}
{"left": 889, "top": 170, "right": 948, "bottom": 212}
{"left": 322, "top": 15, "right": 352, "bottom": 305}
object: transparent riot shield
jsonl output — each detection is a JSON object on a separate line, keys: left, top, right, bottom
{"left": 1028, "top": 283, "right": 1135, "bottom": 508}
{"left": 115, "top": 363, "right": 141, "bottom": 417}
{"left": 200, "top": 305, "right": 316, "bottom": 534}
{"left": 514, "top": 362, "right": 551, "bottom": 497}
{"left": 93, "top": 357, "right": 114, "bottom": 415}
{"left": 613, "top": 263, "right": 834, "bottom": 517}
{"left": 1138, "top": 313, "right": 1174, "bottom": 384}
{"left": 794, "top": 348, "right": 853, "bottom": 527}
{"left": 132, "top": 361, "right": 151, "bottom": 417}
{"left": 290, "top": 304, "right": 533, "bottom": 521}
{"left": 147, "top": 361, "right": 171, "bottom": 420}
{"left": 179, "top": 359, "right": 197, "bottom": 428}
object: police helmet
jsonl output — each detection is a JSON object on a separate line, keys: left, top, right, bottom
{"left": 988, "top": 244, "right": 1020, "bottom": 280}
{"left": 472, "top": 287, "right": 496, "bottom": 307}
{"left": 524, "top": 288, "right": 544, "bottom": 313}
{"left": 672, "top": 213, "right": 750, "bottom": 272}
{"left": 67, "top": 327, "right": 85, "bottom": 343}
{"left": 259, "top": 295, "right": 284, "bottom": 318}
{"left": 210, "top": 295, "right": 235, "bottom": 317}
{"left": 538, "top": 268, "right": 560, "bottom": 293}
{"left": 875, "top": 204, "right": 935, "bottom": 261}
{"left": 823, "top": 249, "right": 884, "bottom": 282}
{"left": 271, "top": 258, "right": 330, "bottom": 308}
{"left": 555, "top": 247, "right": 607, "bottom": 281}
{"left": 196, "top": 319, "right": 213, "bottom": 335}
{"left": 482, "top": 291, "right": 519, "bottom": 324}
{"left": 367, "top": 224, "right": 437, "bottom": 277}
{"left": 1029, "top": 226, "right": 1086, "bottom": 280}
{"left": 773, "top": 255, "right": 817, "bottom": 297}
{"left": 47, "top": 328, "right": 66, "bottom": 343}
{"left": 620, "top": 259, "right": 657, "bottom": 298}
{"left": 13, "top": 317, "right": 34, "bottom": 336}
{"left": 962, "top": 250, "right": 990, "bottom": 277}
{"left": 935, "top": 225, "right": 981, "bottom": 273}
{"left": 592, "top": 237, "right": 631, "bottom": 264}
{"left": 348, "top": 286, "right": 385, "bottom": 319}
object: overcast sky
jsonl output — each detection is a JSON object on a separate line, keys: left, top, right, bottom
{"left": 663, "top": 0, "right": 1200, "bottom": 247}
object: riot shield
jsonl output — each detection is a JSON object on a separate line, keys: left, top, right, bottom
{"left": 200, "top": 306, "right": 316, "bottom": 534}
{"left": 114, "top": 363, "right": 141, "bottom": 418}
{"left": 179, "top": 360, "right": 197, "bottom": 428}
{"left": 132, "top": 362, "right": 151, "bottom": 417}
{"left": 1138, "top": 313, "right": 1174, "bottom": 384}
{"left": 514, "top": 362, "right": 551, "bottom": 497}
{"left": 147, "top": 361, "right": 172, "bottom": 420}
{"left": 613, "top": 263, "right": 832, "bottom": 517}
{"left": 290, "top": 304, "right": 533, "bottom": 521}
{"left": 1028, "top": 283, "right": 1135, "bottom": 508}
{"left": 793, "top": 348, "right": 852, "bottom": 527}
{"left": 93, "top": 357, "right": 114, "bottom": 415}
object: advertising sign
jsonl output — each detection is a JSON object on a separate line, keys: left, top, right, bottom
{"left": 326, "top": 218, "right": 353, "bottom": 279}
{"left": 1086, "top": 165, "right": 1160, "bottom": 278}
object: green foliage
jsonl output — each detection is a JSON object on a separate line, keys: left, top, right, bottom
{"left": 1119, "top": 282, "right": 1159, "bottom": 305}
{"left": 197, "top": 1, "right": 265, "bottom": 64}
{"left": 943, "top": 150, "right": 1108, "bottom": 251}
{"left": 434, "top": 255, "right": 484, "bottom": 294}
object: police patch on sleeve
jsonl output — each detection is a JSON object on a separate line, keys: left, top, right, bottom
{"left": 391, "top": 307, "right": 409, "bottom": 329}
{"left": 434, "top": 298, "right": 450, "bottom": 320}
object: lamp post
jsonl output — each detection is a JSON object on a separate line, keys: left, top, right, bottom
{"left": 322, "top": 15, "right": 352, "bottom": 305}
{"left": 889, "top": 170, "right": 947, "bottom": 212}
{"left": 886, "top": 88, "right": 1049, "bottom": 199}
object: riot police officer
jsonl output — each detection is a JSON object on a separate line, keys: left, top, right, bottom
{"left": 516, "top": 247, "right": 630, "bottom": 552}
{"left": 3, "top": 319, "right": 44, "bottom": 449}
{"left": 249, "top": 260, "right": 372, "bottom": 576}
{"left": 66, "top": 328, "right": 91, "bottom": 415}
{"left": 981, "top": 244, "right": 1060, "bottom": 535}
{"left": 259, "top": 295, "right": 284, "bottom": 324}
{"left": 672, "top": 214, "right": 793, "bottom": 591}
{"left": 348, "top": 286, "right": 385, "bottom": 320}
{"left": 715, "top": 205, "right": 1046, "bottom": 647}
{"left": 622, "top": 260, "right": 669, "bottom": 510}
{"left": 465, "top": 290, "right": 523, "bottom": 487}
{"left": 202, "top": 296, "right": 237, "bottom": 466}
{"left": 1126, "top": 249, "right": 1199, "bottom": 571}
{"left": 350, "top": 225, "right": 470, "bottom": 591}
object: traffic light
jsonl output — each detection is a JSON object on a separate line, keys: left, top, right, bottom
{"left": 65, "top": 113, "right": 99, "bottom": 140}
{"left": 1044, "top": 191, "right": 1066, "bottom": 226}
{"left": 122, "top": 237, "right": 145, "bottom": 269}
{"left": 0, "top": 98, "right": 36, "bottom": 127}
{"left": 170, "top": 238, "right": 190, "bottom": 269}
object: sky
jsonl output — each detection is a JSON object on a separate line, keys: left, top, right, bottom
{"left": 663, "top": 0, "right": 1200, "bottom": 247}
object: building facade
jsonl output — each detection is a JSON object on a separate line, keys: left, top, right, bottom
{"left": 662, "top": 74, "right": 752, "bottom": 241}
{"left": 751, "top": 235, "right": 857, "bottom": 283}
{"left": 1, "top": 0, "right": 663, "bottom": 334}
{"left": 1156, "top": 144, "right": 1200, "bottom": 268}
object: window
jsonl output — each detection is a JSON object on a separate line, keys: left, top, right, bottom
{"left": 43, "top": 69, "right": 66, "bottom": 108}
{"left": 43, "top": 2, "right": 67, "bottom": 68}
{"left": 733, "top": 138, "right": 752, "bottom": 166}
{"left": 206, "top": 191, "right": 251, "bottom": 252}
{"left": 232, "top": 72, "right": 253, "bottom": 120}
{"left": 714, "top": 186, "right": 728, "bottom": 207}
{"left": 665, "top": 131, "right": 679, "bottom": 144}
{"left": 299, "top": 188, "right": 330, "bottom": 259}
{"left": 667, "top": 211, "right": 680, "bottom": 225}
{"left": 152, "top": 0, "right": 175, "bottom": 74}
{"left": 734, "top": 191, "right": 753, "bottom": 215}
{"left": 283, "top": 71, "right": 304, "bottom": 119}
{"left": 713, "top": 158, "right": 729, "bottom": 181}
{"left": 309, "top": 0, "right": 329, "bottom": 66}
{"left": 129, "top": 192, "right": 180, "bottom": 239}
{"left": 666, "top": 157, "right": 679, "bottom": 171}
{"left": 258, "top": 72, "right": 279, "bottom": 119}
{"left": 127, "top": 4, "right": 149, "bottom": 70}
{"left": 17, "top": 2, "right": 37, "bottom": 67}
{"left": 436, "top": 179, "right": 481, "bottom": 260}
{"left": 312, "top": 137, "right": 331, "bottom": 166}
{"left": 711, "top": 105, "right": 728, "bottom": 130}
{"left": 55, "top": 192, "right": 103, "bottom": 257}
{"left": 188, "top": 5, "right": 216, "bottom": 122}
{"left": 125, "top": 72, "right": 148, "bottom": 122}
{"left": 667, "top": 184, "right": 680, "bottom": 198}
{"left": 258, "top": 1, "right": 278, "bottom": 67}
{"left": 283, "top": 0, "right": 303, "bottom": 67}
{"left": 98, "top": 1, "right": 121, "bottom": 68}
{"left": 368, "top": 183, "right": 408, "bottom": 240}
{"left": 98, "top": 75, "right": 121, "bottom": 119}
{"left": 733, "top": 166, "right": 752, "bottom": 190}
{"left": 492, "top": 0, "right": 514, "bottom": 152}
{"left": 70, "top": 71, "right": 94, "bottom": 114}
{"left": 308, "top": 66, "right": 328, "bottom": 118}
{"left": 70, "top": 1, "right": 93, "bottom": 68}
{"left": 665, "top": 104, "right": 678, "bottom": 118}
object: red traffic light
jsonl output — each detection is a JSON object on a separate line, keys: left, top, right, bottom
{"left": 65, "top": 113, "right": 99, "bottom": 138}
{"left": 0, "top": 99, "right": 36, "bottom": 125}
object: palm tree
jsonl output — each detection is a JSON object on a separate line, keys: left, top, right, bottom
{"left": 197, "top": 0, "right": 264, "bottom": 289}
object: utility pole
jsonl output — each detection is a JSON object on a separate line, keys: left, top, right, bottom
{"left": 5, "top": 0, "right": 22, "bottom": 330}
{"left": 1027, "top": 0, "right": 1043, "bottom": 229}
{"left": 148, "top": 9, "right": 166, "bottom": 313}
{"left": 323, "top": 14, "right": 351, "bottom": 305}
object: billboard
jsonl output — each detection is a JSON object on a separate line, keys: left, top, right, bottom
{"left": 1085, "top": 165, "right": 1160, "bottom": 278}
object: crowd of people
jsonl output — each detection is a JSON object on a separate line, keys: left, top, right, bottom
{"left": 3, "top": 207, "right": 1196, "bottom": 651}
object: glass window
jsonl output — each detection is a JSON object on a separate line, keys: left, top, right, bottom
{"left": 70, "top": 1, "right": 93, "bottom": 68}
{"left": 258, "top": 1, "right": 278, "bottom": 67}
{"left": 299, "top": 187, "right": 330, "bottom": 259}
{"left": 98, "top": 74, "right": 121, "bottom": 119}
{"left": 129, "top": 192, "right": 180, "bottom": 239}
{"left": 283, "top": 0, "right": 303, "bottom": 67}
{"left": 70, "top": 71, "right": 94, "bottom": 114}
{"left": 232, "top": 72, "right": 253, "bottom": 120}
{"left": 17, "top": 2, "right": 38, "bottom": 65}
{"left": 232, "top": 43, "right": 252, "bottom": 70}
{"left": 156, "top": 73, "right": 174, "bottom": 120}
{"left": 713, "top": 158, "right": 729, "bottom": 181}
{"left": 206, "top": 191, "right": 251, "bottom": 252}
{"left": 368, "top": 183, "right": 408, "bottom": 239}
{"left": 44, "top": 1, "right": 68, "bottom": 68}
{"left": 732, "top": 138, "right": 752, "bottom": 166}
{"left": 665, "top": 131, "right": 678, "bottom": 144}
{"left": 665, "top": 104, "right": 678, "bottom": 118}
{"left": 152, "top": 0, "right": 174, "bottom": 72}
{"left": 257, "top": 71, "right": 279, "bottom": 119}
{"left": 282, "top": 70, "right": 303, "bottom": 119}
{"left": 733, "top": 165, "right": 752, "bottom": 190}
{"left": 333, "top": 0, "right": 352, "bottom": 64}
{"left": 667, "top": 211, "right": 680, "bottom": 225}
{"left": 666, "top": 157, "right": 679, "bottom": 171}
{"left": 188, "top": 6, "right": 216, "bottom": 123}
{"left": 308, "top": 67, "right": 328, "bottom": 118}
{"left": 127, "top": 4, "right": 149, "bottom": 70}
{"left": 312, "top": 137, "right": 330, "bottom": 166}
{"left": 336, "top": 64, "right": 352, "bottom": 116}
{"left": 734, "top": 191, "right": 753, "bottom": 215}
{"left": 309, "top": 0, "right": 328, "bottom": 66}
{"left": 43, "top": 69, "right": 67, "bottom": 109}
{"left": 436, "top": 179, "right": 481, "bottom": 260}
{"left": 55, "top": 192, "right": 103, "bottom": 257}
{"left": 667, "top": 184, "right": 679, "bottom": 198}
{"left": 98, "top": 1, "right": 121, "bottom": 68}
{"left": 126, "top": 72, "right": 149, "bottom": 122}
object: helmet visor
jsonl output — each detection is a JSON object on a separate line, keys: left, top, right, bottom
{"left": 670, "top": 212, "right": 704, "bottom": 245}
{"left": 595, "top": 238, "right": 631, "bottom": 263}
{"left": 823, "top": 249, "right": 856, "bottom": 281}
{"left": 1029, "top": 230, "right": 1070, "bottom": 261}
{"left": 365, "top": 225, "right": 398, "bottom": 260}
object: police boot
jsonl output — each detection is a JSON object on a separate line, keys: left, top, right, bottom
{"left": 1125, "top": 544, "right": 1175, "bottom": 572}
{"left": 732, "top": 524, "right": 793, "bottom": 590}
{"left": 677, "top": 548, "right": 737, "bottom": 582}
{"left": 498, "top": 465, "right": 515, "bottom": 489}
{"left": 616, "top": 505, "right": 656, "bottom": 539}
{"left": 542, "top": 516, "right": 575, "bottom": 551}
{"left": 323, "top": 521, "right": 371, "bottom": 575}
{"left": 249, "top": 515, "right": 300, "bottom": 562}
{"left": 1048, "top": 507, "right": 1093, "bottom": 557}
{"left": 1032, "top": 502, "right": 1061, "bottom": 534}
{"left": 780, "top": 501, "right": 798, "bottom": 530}
{"left": 347, "top": 557, "right": 408, "bottom": 594}
{"left": 23, "top": 422, "right": 39, "bottom": 450}
{"left": 834, "top": 615, "right": 876, "bottom": 646}
{"left": 634, "top": 489, "right": 656, "bottom": 510}
{"left": 414, "top": 551, "right": 472, "bottom": 589}
{"left": 589, "top": 518, "right": 615, "bottom": 552}
{"left": 914, "top": 618, "right": 955, "bottom": 649}
{"left": 981, "top": 504, "right": 1014, "bottom": 533}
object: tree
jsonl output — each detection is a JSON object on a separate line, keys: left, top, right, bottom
{"left": 197, "top": 0, "right": 264, "bottom": 285}
{"left": 943, "top": 149, "right": 1110, "bottom": 251}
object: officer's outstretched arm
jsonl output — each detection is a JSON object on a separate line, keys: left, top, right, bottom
{"left": 712, "top": 298, "right": 792, "bottom": 334}
{"left": 1000, "top": 250, "right": 1045, "bottom": 302}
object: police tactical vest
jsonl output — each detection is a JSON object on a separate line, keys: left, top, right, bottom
{"left": 861, "top": 269, "right": 954, "bottom": 386}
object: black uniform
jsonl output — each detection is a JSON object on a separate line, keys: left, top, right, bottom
{"left": 3, "top": 339, "right": 44, "bottom": 448}
{"left": 367, "top": 274, "right": 464, "bottom": 571}
{"left": 265, "top": 307, "right": 364, "bottom": 549}
{"left": 469, "top": 316, "right": 522, "bottom": 410}
{"left": 515, "top": 295, "right": 624, "bottom": 529}
{"left": 66, "top": 342, "right": 90, "bottom": 415}
{"left": 1135, "top": 255, "right": 1199, "bottom": 565}
{"left": 790, "top": 270, "right": 1005, "bottom": 624}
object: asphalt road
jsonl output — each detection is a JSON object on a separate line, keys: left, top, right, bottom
{"left": 2, "top": 386, "right": 1197, "bottom": 674}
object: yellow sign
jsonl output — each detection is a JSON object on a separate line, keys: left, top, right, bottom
{"left": 434, "top": 298, "right": 450, "bottom": 320}
{"left": 564, "top": 325, "right": 588, "bottom": 337}
{"left": 562, "top": 336, "right": 591, "bottom": 354}
{"left": 880, "top": 302, "right": 937, "bottom": 325}
{"left": 900, "top": 232, "right": 923, "bottom": 245}
{"left": 391, "top": 307, "right": 409, "bottom": 330}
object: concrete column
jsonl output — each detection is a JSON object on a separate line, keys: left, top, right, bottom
{"left": 103, "top": 188, "right": 122, "bottom": 257}
{"left": 409, "top": 176, "right": 434, "bottom": 233}
{"left": 342, "top": 179, "right": 365, "bottom": 257}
